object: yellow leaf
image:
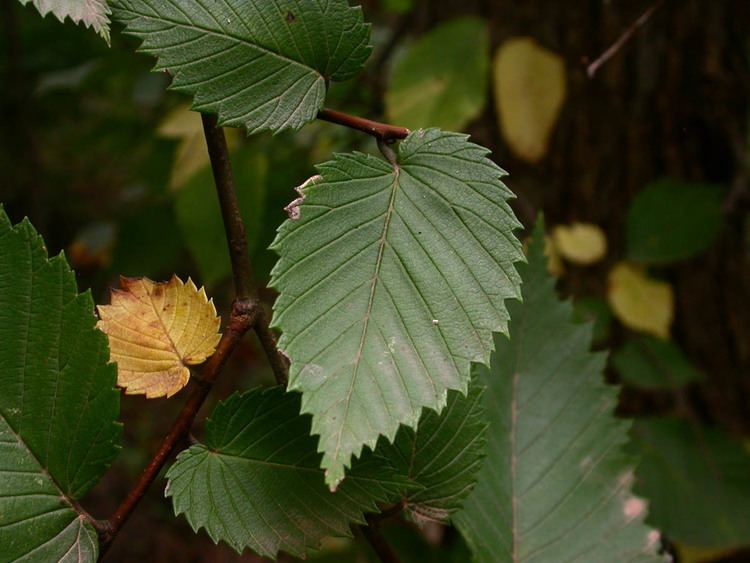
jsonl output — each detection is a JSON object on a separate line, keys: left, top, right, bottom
{"left": 552, "top": 223, "right": 607, "bottom": 265}
{"left": 524, "top": 235, "right": 564, "bottom": 277}
{"left": 544, "top": 235, "right": 565, "bottom": 277}
{"left": 97, "top": 275, "right": 221, "bottom": 398}
{"left": 607, "top": 263, "right": 674, "bottom": 339}
{"left": 158, "top": 105, "right": 240, "bottom": 190}
{"left": 493, "top": 37, "right": 567, "bottom": 163}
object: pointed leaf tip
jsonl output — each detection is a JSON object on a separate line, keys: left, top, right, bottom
{"left": 97, "top": 275, "right": 222, "bottom": 398}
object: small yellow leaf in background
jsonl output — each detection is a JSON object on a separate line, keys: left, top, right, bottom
{"left": 524, "top": 235, "right": 564, "bottom": 277}
{"left": 607, "top": 263, "right": 674, "bottom": 339}
{"left": 552, "top": 223, "right": 607, "bottom": 265}
{"left": 493, "top": 37, "right": 567, "bottom": 163}
{"left": 97, "top": 276, "right": 221, "bottom": 398}
{"left": 158, "top": 104, "right": 240, "bottom": 190}
{"left": 544, "top": 235, "right": 565, "bottom": 277}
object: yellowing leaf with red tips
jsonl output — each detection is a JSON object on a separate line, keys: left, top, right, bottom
{"left": 97, "top": 276, "right": 221, "bottom": 398}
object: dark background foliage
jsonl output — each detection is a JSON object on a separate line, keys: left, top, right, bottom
{"left": 1, "top": 0, "right": 748, "bottom": 561}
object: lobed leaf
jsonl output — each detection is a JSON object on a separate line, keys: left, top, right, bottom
{"left": 166, "top": 387, "right": 412, "bottom": 559}
{"left": 97, "top": 275, "right": 221, "bottom": 398}
{"left": 0, "top": 207, "right": 121, "bottom": 562}
{"left": 270, "top": 129, "right": 523, "bottom": 488}
{"left": 454, "top": 221, "right": 663, "bottom": 563}
{"left": 112, "top": 0, "right": 372, "bottom": 135}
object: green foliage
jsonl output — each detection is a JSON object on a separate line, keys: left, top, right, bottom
{"left": 18, "top": 0, "right": 111, "bottom": 43}
{"left": 0, "top": 208, "right": 121, "bottom": 562}
{"left": 111, "top": 202, "right": 185, "bottom": 279}
{"left": 175, "top": 147, "right": 268, "bottom": 286}
{"left": 572, "top": 296, "right": 613, "bottom": 346}
{"left": 629, "top": 418, "right": 750, "bottom": 549}
{"left": 612, "top": 336, "right": 703, "bottom": 390}
{"left": 375, "top": 377, "right": 487, "bottom": 522}
{"left": 626, "top": 179, "right": 724, "bottom": 264}
{"left": 166, "top": 387, "right": 411, "bottom": 559}
{"left": 111, "top": 0, "right": 372, "bottom": 135}
{"left": 386, "top": 18, "right": 489, "bottom": 132}
{"left": 270, "top": 128, "right": 523, "bottom": 488}
{"left": 454, "top": 223, "right": 661, "bottom": 563}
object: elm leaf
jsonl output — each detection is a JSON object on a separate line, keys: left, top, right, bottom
{"left": 270, "top": 129, "right": 523, "bottom": 488}
{"left": 166, "top": 387, "right": 412, "bottom": 559}
{"left": 374, "top": 377, "right": 488, "bottom": 523}
{"left": 18, "top": 0, "right": 111, "bottom": 43}
{"left": 0, "top": 207, "right": 121, "bottom": 562}
{"left": 454, "top": 221, "right": 662, "bottom": 563}
{"left": 111, "top": 0, "right": 372, "bottom": 135}
{"left": 97, "top": 275, "right": 221, "bottom": 398}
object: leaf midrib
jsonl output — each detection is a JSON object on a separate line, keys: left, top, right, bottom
{"left": 116, "top": 5, "right": 324, "bottom": 81}
{"left": 333, "top": 165, "right": 401, "bottom": 466}
{"left": 0, "top": 412, "right": 73, "bottom": 509}
{"left": 207, "top": 449, "right": 406, "bottom": 489}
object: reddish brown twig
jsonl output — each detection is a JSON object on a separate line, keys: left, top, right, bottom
{"left": 202, "top": 114, "right": 289, "bottom": 386}
{"left": 98, "top": 301, "right": 257, "bottom": 552}
{"left": 361, "top": 514, "right": 402, "bottom": 563}
{"left": 318, "top": 108, "right": 409, "bottom": 143}
{"left": 587, "top": 0, "right": 665, "bottom": 78}
{"left": 99, "top": 117, "right": 288, "bottom": 555}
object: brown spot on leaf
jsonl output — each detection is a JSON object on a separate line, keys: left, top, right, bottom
{"left": 286, "top": 11, "right": 295, "bottom": 23}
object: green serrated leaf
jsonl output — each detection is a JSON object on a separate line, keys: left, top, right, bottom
{"left": 375, "top": 377, "right": 487, "bottom": 522}
{"left": 454, "top": 220, "right": 662, "bottom": 563}
{"left": 626, "top": 179, "right": 724, "bottom": 264}
{"left": 629, "top": 418, "right": 750, "bottom": 549}
{"left": 0, "top": 207, "right": 121, "bottom": 562}
{"left": 270, "top": 129, "right": 523, "bottom": 488}
{"left": 385, "top": 17, "right": 489, "bottom": 132}
{"left": 18, "top": 0, "right": 111, "bottom": 43}
{"left": 111, "top": 0, "right": 372, "bottom": 135}
{"left": 166, "top": 387, "right": 412, "bottom": 559}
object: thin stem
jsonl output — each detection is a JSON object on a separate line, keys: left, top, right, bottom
{"left": 587, "top": 0, "right": 665, "bottom": 78}
{"left": 318, "top": 108, "right": 409, "bottom": 143}
{"left": 361, "top": 515, "right": 401, "bottom": 563}
{"left": 254, "top": 309, "right": 289, "bottom": 387}
{"left": 201, "top": 113, "right": 256, "bottom": 301}
{"left": 98, "top": 301, "right": 258, "bottom": 553}
{"left": 99, "top": 115, "right": 287, "bottom": 555}
{"left": 202, "top": 114, "right": 289, "bottom": 387}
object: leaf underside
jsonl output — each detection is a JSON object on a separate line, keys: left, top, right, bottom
{"left": 0, "top": 207, "right": 121, "bottom": 562}
{"left": 166, "top": 387, "right": 411, "bottom": 559}
{"left": 18, "top": 0, "right": 111, "bottom": 42}
{"left": 111, "top": 0, "right": 372, "bottom": 135}
{"left": 454, "top": 222, "right": 662, "bottom": 563}
{"left": 375, "top": 376, "right": 487, "bottom": 523}
{"left": 270, "top": 128, "right": 523, "bottom": 487}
